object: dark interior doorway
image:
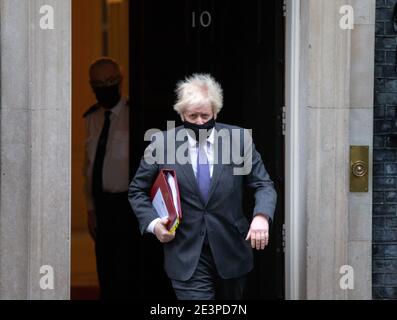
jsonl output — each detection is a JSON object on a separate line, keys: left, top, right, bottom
{"left": 129, "top": 0, "right": 285, "bottom": 299}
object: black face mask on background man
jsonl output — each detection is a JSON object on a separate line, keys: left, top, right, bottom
{"left": 93, "top": 84, "right": 121, "bottom": 109}
{"left": 183, "top": 118, "right": 216, "bottom": 142}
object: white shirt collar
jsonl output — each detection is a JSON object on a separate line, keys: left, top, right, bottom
{"left": 186, "top": 127, "right": 215, "bottom": 147}
{"left": 100, "top": 97, "right": 126, "bottom": 117}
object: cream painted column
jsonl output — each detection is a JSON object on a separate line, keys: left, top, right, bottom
{"left": 303, "top": 0, "right": 351, "bottom": 299}
{"left": 348, "top": 0, "right": 375, "bottom": 300}
{"left": 0, "top": 0, "right": 71, "bottom": 299}
{"left": 294, "top": 0, "right": 374, "bottom": 299}
{"left": 290, "top": 0, "right": 351, "bottom": 300}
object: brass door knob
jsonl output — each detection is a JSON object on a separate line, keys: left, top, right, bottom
{"left": 351, "top": 160, "right": 368, "bottom": 177}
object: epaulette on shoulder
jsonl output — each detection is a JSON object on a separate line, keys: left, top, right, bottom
{"left": 83, "top": 103, "right": 100, "bottom": 118}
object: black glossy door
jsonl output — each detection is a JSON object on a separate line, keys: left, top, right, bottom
{"left": 130, "top": 0, "right": 285, "bottom": 300}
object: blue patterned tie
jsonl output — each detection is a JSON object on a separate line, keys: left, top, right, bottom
{"left": 197, "top": 141, "right": 211, "bottom": 202}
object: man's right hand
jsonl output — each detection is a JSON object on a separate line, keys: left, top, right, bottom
{"left": 87, "top": 210, "right": 97, "bottom": 241}
{"left": 154, "top": 218, "right": 175, "bottom": 243}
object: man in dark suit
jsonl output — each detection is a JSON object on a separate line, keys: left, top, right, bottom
{"left": 128, "top": 74, "right": 277, "bottom": 300}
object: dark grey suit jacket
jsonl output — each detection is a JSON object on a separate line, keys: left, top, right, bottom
{"left": 128, "top": 123, "right": 277, "bottom": 281}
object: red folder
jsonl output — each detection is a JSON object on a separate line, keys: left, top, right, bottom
{"left": 150, "top": 169, "right": 182, "bottom": 233}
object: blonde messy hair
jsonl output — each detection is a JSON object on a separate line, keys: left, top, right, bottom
{"left": 174, "top": 74, "right": 223, "bottom": 116}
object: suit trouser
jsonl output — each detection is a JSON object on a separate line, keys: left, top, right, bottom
{"left": 171, "top": 243, "right": 247, "bottom": 300}
{"left": 94, "top": 192, "right": 140, "bottom": 300}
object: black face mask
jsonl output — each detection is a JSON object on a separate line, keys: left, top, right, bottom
{"left": 93, "top": 84, "right": 121, "bottom": 109}
{"left": 183, "top": 118, "right": 216, "bottom": 141}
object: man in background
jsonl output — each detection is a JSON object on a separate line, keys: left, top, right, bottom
{"left": 83, "top": 57, "right": 138, "bottom": 299}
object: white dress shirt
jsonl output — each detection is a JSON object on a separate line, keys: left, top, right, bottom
{"left": 83, "top": 97, "right": 130, "bottom": 211}
{"left": 147, "top": 128, "right": 215, "bottom": 234}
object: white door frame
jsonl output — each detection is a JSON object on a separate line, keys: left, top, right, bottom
{"left": 285, "top": 0, "right": 304, "bottom": 300}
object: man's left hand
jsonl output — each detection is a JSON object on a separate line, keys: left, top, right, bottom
{"left": 245, "top": 215, "right": 269, "bottom": 250}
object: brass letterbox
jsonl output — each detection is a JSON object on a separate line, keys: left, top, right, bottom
{"left": 350, "top": 146, "right": 369, "bottom": 192}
